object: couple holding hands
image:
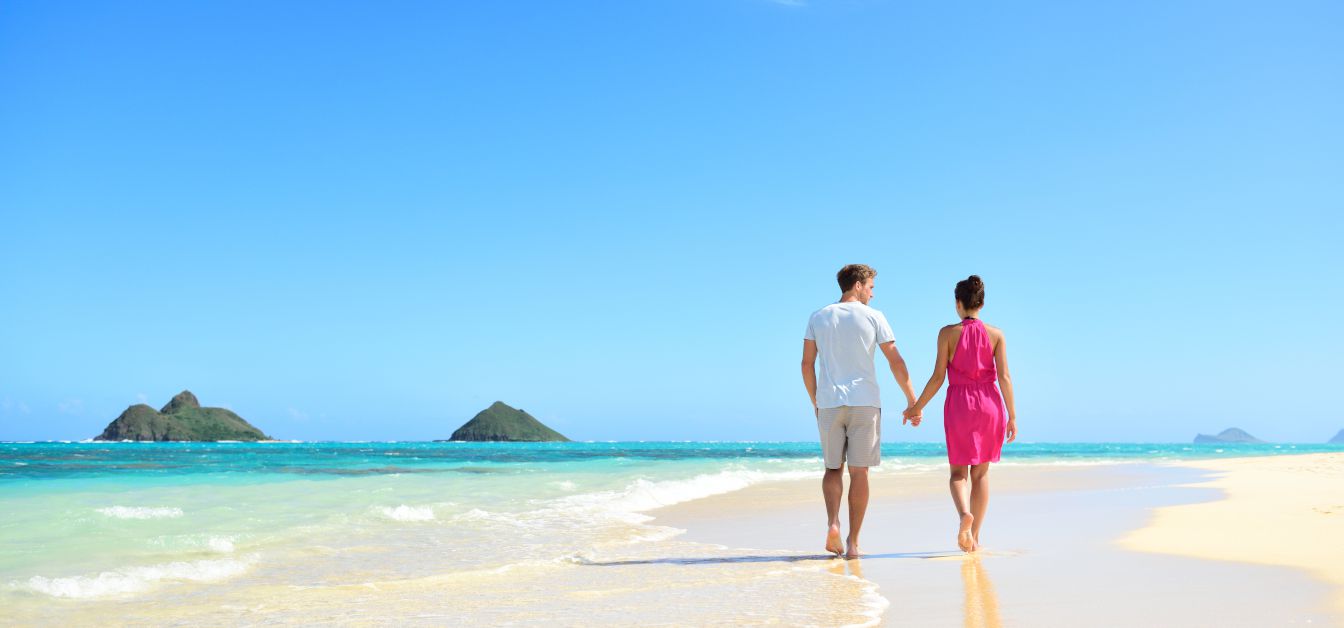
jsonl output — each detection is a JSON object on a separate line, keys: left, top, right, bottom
{"left": 802, "top": 264, "right": 1018, "bottom": 558}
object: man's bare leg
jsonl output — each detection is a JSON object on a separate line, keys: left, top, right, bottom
{"left": 969, "top": 463, "right": 990, "bottom": 551}
{"left": 845, "top": 466, "right": 869, "bottom": 558}
{"left": 950, "top": 465, "right": 974, "bottom": 552}
{"left": 823, "top": 467, "right": 844, "bottom": 555}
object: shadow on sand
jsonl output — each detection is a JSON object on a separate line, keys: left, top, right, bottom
{"left": 574, "top": 551, "right": 963, "bottom": 567}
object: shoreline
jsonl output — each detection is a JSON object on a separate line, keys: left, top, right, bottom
{"left": 1121, "top": 452, "right": 1344, "bottom": 617}
{"left": 3, "top": 448, "right": 1340, "bottom": 626}
{"left": 652, "top": 455, "right": 1341, "bottom": 626}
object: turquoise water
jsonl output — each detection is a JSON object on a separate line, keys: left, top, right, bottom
{"left": 5, "top": 441, "right": 1338, "bottom": 482}
{"left": 2, "top": 441, "right": 1338, "bottom": 624}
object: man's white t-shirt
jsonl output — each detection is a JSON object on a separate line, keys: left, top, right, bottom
{"left": 805, "top": 301, "right": 895, "bottom": 409}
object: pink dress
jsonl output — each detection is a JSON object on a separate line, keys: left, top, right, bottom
{"left": 944, "top": 318, "right": 1008, "bottom": 465}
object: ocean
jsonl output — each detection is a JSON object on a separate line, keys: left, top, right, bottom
{"left": 2, "top": 441, "right": 1338, "bottom": 625}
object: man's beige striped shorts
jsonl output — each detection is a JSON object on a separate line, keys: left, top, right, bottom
{"left": 816, "top": 406, "right": 881, "bottom": 469}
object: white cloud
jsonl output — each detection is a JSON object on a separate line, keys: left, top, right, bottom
{"left": 57, "top": 399, "right": 85, "bottom": 415}
{"left": 136, "top": 392, "right": 148, "bottom": 404}
{"left": 288, "top": 408, "right": 310, "bottom": 422}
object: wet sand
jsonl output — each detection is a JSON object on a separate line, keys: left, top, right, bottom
{"left": 8, "top": 456, "right": 1337, "bottom": 626}
{"left": 654, "top": 460, "right": 1340, "bottom": 627}
{"left": 1122, "top": 453, "right": 1344, "bottom": 618}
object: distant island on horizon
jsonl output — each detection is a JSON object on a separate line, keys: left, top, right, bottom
{"left": 1194, "top": 428, "right": 1265, "bottom": 444}
{"left": 1187, "top": 428, "right": 1344, "bottom": 445}
{"left": 439, "top": 401, "right": 569, "bottom": 442}
{"left": 19, "top": 392, "right": 1338, "bottom": 444}
{"left": 94, "top": 390, "right": 270, "bottom": 442}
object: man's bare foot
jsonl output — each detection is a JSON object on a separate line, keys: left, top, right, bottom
{"left": 844, "top": 539, "right": 862, "bottom": 559}
{"left": 825, "top": 524, "right": 844, "bottom": 556}
{"left": 957, "top": 513, "right": 975, "bottom": 553}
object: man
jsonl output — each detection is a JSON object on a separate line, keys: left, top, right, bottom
{"left": 802, "top": 263, "right": 919, "bottom": 558}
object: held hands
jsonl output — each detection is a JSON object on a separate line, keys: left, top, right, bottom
{"left": 902, "top": 404, "right": 922, "bottom": 427}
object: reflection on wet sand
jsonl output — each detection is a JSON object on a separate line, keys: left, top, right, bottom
{"left": 962, "top": 557, "right": 1002, "bottom": 628}
{"left": 826, "top": 557, "right": 866, "bottom": 580}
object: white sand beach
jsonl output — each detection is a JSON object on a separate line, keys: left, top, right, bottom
{"left": 6, "top": 454, "right": 1340, "bottom": 627}
{"left": 1121, "top": 453, "right": 1344, "bottom": 618}
{"left": 655, "top": 456, "right": 1343, "bottom": 626}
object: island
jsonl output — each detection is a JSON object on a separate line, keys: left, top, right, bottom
{"left": 94, "top": 390, "right": 270, "bottom": 441}
{"left": 1193, "top": 428, "right": 1264, "bottom": 444}
{"left": 1329, "top": 429, "right": 1344, "bottom": 445}
{"left": 440, "top": 401, "right": 569, "bottom": 442}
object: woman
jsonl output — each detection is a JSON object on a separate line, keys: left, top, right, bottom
{"left": 905, "top": 275, "right": 1017, "bottom": 552}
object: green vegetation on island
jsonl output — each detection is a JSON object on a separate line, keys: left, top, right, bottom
{"left": 95, "top": 390, "right": 270, "bottom": 441}
{"left": 444, "top": 401, "right": 569, "bottom": 442}
{"left": 1193, "top": 428, "right": 1264, "bottom": 444}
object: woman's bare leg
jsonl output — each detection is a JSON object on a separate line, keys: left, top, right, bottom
{"left": 969, "top": 462, "right": 991, "bottom": 550}
{"left": 949, "top": 465, "right": 974, "bottom": 552}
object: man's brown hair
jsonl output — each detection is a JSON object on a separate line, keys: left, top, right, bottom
{"left": 836, "top": 264, "right": 877, "bottom": 293}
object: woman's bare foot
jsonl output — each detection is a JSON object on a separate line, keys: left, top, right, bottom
{"left": 845, "top": 538, "right": 862, "bottom": 559}
{"left": 957, "top": 513, "right": 975, "bottom": 553}
{"left": 825, "top": 524, "right": 844, "bottom": 556}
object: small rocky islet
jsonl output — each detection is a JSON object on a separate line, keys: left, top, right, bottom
{"left": 91, "top": 395, "right": 567, "bottom": 443}
{"left": 94, "top": 390, "right": 270, "bottom": 442}
{"left": 1193, "top": 428, "right": 1264, "bottom": 444}
{"left": 1193, "top": 428, "right": 1344, "bottom": 445}
{"left": 440, "top": 401, "right": 569, "bottom": 442}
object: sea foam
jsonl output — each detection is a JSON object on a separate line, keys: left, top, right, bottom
{"left": 377, "top": 505, "right": 436, "bottom": 522}
{"left": 557, "top": 467, "right": 818, "bottom": 516}
{"left": 446, "top": 467, "right": 819, "bottom": 532}
{"left": 96, "top": 506, "right": 183, "bottom": 520}
{"left": 148, "top": 534, "right": 237, "bottom": 553}
{"left": 18, "top": 556, "right": 255, "bottom": 599}
{"left": 207, "top": 536, "right": 236, "bottom": 553}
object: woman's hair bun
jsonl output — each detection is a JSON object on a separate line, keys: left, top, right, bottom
{"left": 955, "top": 275, "right": 985, "bottom": 310}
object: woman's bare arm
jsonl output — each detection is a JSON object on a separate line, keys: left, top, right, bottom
{"left": 911, "top": 327, "right": 952, "bottom": 415}
{"left": 993, "top": 330, "right": 1017, "bottom": 442}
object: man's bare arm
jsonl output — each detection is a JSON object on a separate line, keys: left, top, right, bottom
{"left": 879, "top": 341, "right": 917, "bottom": 412}
{"left": 802, "top": 339, "right": 819, "bottom": 414}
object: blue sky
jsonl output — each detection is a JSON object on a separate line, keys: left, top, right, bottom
{"left": 2, "top": 0, "right": 1341, "bottom": 442}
